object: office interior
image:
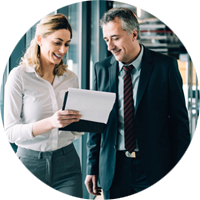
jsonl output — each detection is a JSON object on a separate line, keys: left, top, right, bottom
{"left": 0, "top": 1, "right": 199, "bottom": 199}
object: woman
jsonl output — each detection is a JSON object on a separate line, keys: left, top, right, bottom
{"left": 4, "top": 14, "right": 83, "bottom": 198}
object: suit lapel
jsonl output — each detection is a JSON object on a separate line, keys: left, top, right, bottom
{"left": 108, "top": 56, "right": 118, "bottom": 94}
{"left": 108, "top": 56, "right": 118, "bottom": 114}
{"left": 135, "top": 46, "right": 154, "bottom": 114}
{"left": 107, "top": 49, "right": 154, "bottom": 115}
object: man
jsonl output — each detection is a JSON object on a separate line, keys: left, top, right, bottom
{"left": 85, "top": 7, "right": 190, "bottom": 199}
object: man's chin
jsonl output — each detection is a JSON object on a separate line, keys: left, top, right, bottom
{"left": 113, "top": 55, "right": 128, "bottom": 64}
{"left": 113, "top": 55, "right": 122, "bottom": 62}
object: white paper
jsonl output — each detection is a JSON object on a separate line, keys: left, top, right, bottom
{"left": 65, "top": 88, "right": 116, "bottom": 123}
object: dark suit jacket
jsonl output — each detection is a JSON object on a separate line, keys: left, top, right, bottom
{"left": 86, "top": 45, "right": 191, "bottom": 191}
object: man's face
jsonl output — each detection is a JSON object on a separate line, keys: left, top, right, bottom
{"left": 103, "top": 17, "right": 137, "bottom": 64}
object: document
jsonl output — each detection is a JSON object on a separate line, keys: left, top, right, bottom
{"left": 59, "top": 88, "right": 116, "bottom": 133}
{"left": 63, "top": 88, "right": 116, "bottom": 124}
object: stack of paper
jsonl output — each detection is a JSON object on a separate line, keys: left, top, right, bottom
{"left": 65, "top": 88, "right": 116, "bottom": 124}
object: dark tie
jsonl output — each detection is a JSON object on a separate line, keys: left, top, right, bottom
{"left": 123, "top": 65, "right": 136, "bottom": 153}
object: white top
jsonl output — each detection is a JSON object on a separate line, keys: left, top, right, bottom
{"left": 4, "top": 65, "right": 83, "bottom": 152}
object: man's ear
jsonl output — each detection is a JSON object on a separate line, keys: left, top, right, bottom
{"left": 132, "top": 30, "right": 138, "bottom": 40}
{"left": 36, "top": 35, "right": 42, "bottom": 46}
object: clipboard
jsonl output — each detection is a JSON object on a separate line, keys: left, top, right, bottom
{"left": 59, "top": 91, "right": 107, "bottom": 133}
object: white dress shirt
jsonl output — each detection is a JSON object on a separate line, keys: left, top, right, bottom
{"left": 4, "top": 65, "right": 83, "bottom": 152}
{"left": 117, "top": 45, "right": 144, "bottom": 151}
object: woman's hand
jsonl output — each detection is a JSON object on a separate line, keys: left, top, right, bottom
{"left": 50, "top": 109, "right": 81, "bottom": 128}
{"left": 32, "top": 109, "right": 81, "bottom": 137}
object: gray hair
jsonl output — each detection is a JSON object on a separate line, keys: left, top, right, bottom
{"left": 100, "top": 7, "right": 140, "bottom": 39}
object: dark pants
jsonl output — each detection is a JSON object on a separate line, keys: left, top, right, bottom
{"left": 103, "top": 151, "right": 151, "bottom": 199}
{"left": 16, "top": 143, "right": 83, "bottom": 198}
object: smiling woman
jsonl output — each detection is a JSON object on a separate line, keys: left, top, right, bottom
{"left": 20, "top": 14, "right": 72, "bottom": 77}
{"left": 4, "top": 13, "right": 83, "bottom": 198}
{"left": 37, "top": 29, "right": 71, "bottom": 80}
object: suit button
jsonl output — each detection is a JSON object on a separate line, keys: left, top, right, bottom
{"left": 114, "top": 145, "right": 117, "bottom": 149}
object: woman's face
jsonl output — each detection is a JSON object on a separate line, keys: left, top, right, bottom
{"left": 38, "top": 29, "right": 71, "bottom": 67}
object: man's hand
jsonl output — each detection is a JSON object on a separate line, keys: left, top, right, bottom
{"left": 85, "top": 175, "right": 101, "bottom": 195}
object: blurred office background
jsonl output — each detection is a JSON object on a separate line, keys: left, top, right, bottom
{"left": 0, "top": 1, "right": 199, "bottom": 199}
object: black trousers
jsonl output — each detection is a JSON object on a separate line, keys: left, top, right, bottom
{"left": 103, "top": 151, "right": 151, "bottom": 199}
{"left": 16, "top": 143, "right": 83, "bottom": 198}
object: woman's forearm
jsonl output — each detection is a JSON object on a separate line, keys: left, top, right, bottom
{"left": 32, "top": 109, "right": 81, "bottom": 137}
{"left": 32, "top": 117, "right": 53, "bottom": 137}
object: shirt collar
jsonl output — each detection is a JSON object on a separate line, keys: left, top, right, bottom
{"left": 119, "top": 44, "right": 144, "bottom": 72}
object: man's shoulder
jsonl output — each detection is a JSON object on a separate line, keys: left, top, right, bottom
{"left": 95, "top": 55, "right": 114, "bottom": 67}
{"left": 144, "top": 46, "right": 176, "bottom": 63}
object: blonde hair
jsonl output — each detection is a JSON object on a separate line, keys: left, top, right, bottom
{"left": 20, "top": 14, "right": 72, "bottom": 76}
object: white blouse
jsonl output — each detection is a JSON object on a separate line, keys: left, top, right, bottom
{"left": 4, "top": 65, "right": 83, "bottom": 152}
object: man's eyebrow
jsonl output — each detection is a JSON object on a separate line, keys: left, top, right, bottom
{"left": 111, "top": 34, "right": 120, "bottom": 37}
{"left": 103, "top": 35, "right": 120, "bottom": 40}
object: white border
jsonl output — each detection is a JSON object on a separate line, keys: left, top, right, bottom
{"left": 0, "top": 0, "right": 199, "bottom": 200}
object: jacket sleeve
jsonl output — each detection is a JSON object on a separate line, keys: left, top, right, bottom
{"left": 86, "top": 63, "right": 101, "bottom": 175}
{"left": 168, "top": 57, "right": 191, "bottom": 165}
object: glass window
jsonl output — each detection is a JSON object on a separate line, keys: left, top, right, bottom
{"left": 67, "top": 3, "right": 82, "bottom": 82}
{"left": 66, "top": 2, "right": 82, "bottom": 162}
{"left": 90, "top": 1, "right": 99, "bottom": 90}
{"left": 90, "top": 0, "right": 107, "bottom": 89}
{"left": 26, "top": 11, "right": 55, "bottom": 50}
{"left": 26, "top": 23, "right": 37, "bottom": 50}
{"left": 0, "top": 64, "right": 8, "bottom": 124}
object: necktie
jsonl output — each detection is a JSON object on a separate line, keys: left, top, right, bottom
{"left": 123, "top": 65, "right": 136, "bottom": 153}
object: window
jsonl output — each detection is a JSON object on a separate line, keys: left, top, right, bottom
{"left": 67, "top": 3, "right": 82, "bottom": 80}
{"left": 0, "top": 64, "right": 8, "bottom": 124}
